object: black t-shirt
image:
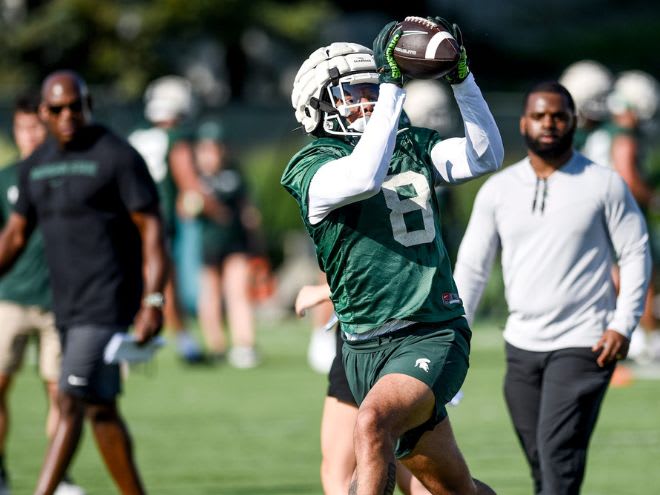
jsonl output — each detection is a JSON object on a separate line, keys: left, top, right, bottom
{"left": 15, "top": 124, "right": 160, "bottom": 328}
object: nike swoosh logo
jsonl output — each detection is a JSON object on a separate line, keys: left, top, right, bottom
{"left": 67, "top": 375, "right": 88, "bottom": 387}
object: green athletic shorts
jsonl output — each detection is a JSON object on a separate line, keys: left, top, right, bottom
{"left": 342, "top": 317, "right": 471, "bottom": 458}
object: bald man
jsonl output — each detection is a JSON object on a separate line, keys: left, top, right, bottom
{"left": 0, "top": 70, "right": 168, "bottom": 495}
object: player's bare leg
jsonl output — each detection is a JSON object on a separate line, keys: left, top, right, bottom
{"left": 86, "top": 401, "right": 145, "bottom": 495}
{"left": 44, "top": 381, "right": 59, "bottom": 440}
{"left": 163, "top": 274, "right": 185, "bottom": 331}
{"left": 223, "top": 254, "right": 255, "bottom": 348}
{"left": 198, "top": 265, "right": 227, "bottom": 356}
{"left": 401, "top": 418, "right": 495, "bottom": 495}
{"left": 223, "top": 254, "right": 259, "bottom": 368}
{"left": 640, "top": 282, "right": 657, "bottom": 331}
{"left": 320, "top": 397, "right": 357, "bottom": 494}
{"left": 164, "top": 273, "right": 203, "bottom": 363}
{"left": 34, "top": 393, "right": 85, "bottom": 495}
{"left": 395, "top": 463, "right": 431, "bottom": 495}
{"left": 351, "top": 373, "right": 490, "bottom": 495}
{"left": 0, "top": 375, "right": 12, "bottom": 462}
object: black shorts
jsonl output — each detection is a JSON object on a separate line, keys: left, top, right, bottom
{"left": 59, "top": 324, "right": 125, "bottom": 402}
{"left": 202, "top": 243, "right": 247, "bottom": 266}
{"left": 327, "top": 327, "right": 357, "bottom": 406}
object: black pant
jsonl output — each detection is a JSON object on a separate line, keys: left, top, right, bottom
{"left": 503, "top": 343, "right": 614, "bottom": 495}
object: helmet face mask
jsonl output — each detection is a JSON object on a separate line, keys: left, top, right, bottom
{"left": 322, "top": 73, "right": 380, "bottom": 137}
{"left": 291, "top": 42, "right": 379, "bottom": 138}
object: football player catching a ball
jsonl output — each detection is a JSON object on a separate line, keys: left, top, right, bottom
{"left": 281, "top": 18, "right": 503, "bottom": 495}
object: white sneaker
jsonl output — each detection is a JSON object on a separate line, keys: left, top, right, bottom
{"left": 54, "top": 479, "right": 86, "bottom": 495}
{"left": 228, "top": 346, "right": 260, "bottom": 369}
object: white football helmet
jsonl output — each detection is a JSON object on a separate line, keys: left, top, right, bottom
{"left": 291, "top": 42, "right": 380, "bottom": 137}
{"left": 403, "top": 79, "right": 453, "bottom": 136}
{"left": 608, "top": 70, "right": 659, "bottom": 121}
{"left": 559, "top": 60, "right": 613, "bottom": 123}
{"left": 144, "top": 75, "right": 194, "bottom": 123}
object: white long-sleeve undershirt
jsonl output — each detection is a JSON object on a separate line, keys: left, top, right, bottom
{"left": 307, "top": 73, "right": 503, "bottom": 224}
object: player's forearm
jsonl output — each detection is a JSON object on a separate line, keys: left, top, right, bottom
{"left": 0, "top": 213, "right": 30, "bottom": 276}
{"left": 431, "top": 73, "right": 503, "bottom": 183}
{"left": 307, "top": 84, "right": 405, "bottom": 224}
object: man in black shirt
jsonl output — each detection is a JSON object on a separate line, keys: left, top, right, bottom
{"left": 0, "top": 71, "right": 167, "bottom": 495}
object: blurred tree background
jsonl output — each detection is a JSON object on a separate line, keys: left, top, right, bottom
{"left": 0, "top": 0, "right": 659, "bottom": 318}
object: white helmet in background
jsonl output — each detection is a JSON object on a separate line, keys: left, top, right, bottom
{"left": 144, "top": 75, "right": 194, "bottom": 123}
{"left": 608, "top": 70, "right": 660, "bottom": 121}
{"left": 403, "top": 79, "right": 453, "bottom": 136}
{"left": 291, "top": 42, "right": 379, "bottom": 137}
{"left": 559, "top": 60, "right": 613, "bottom": 123}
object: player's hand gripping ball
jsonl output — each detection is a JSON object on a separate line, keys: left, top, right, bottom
{"left": 392, "top": 16, "right": 461, "bottom": 79}
{"left": 373, "top": 21, "right": 404, "bottom": 86}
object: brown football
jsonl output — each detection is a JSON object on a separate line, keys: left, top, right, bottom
{"left": 392, "top": 16, "right": 461, "bottom": 79}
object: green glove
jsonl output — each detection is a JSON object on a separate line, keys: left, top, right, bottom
{"left": 373, "top": 21, "right": 404, "bottom": 86}
{"left": 428, "top": 16, "right": 470, "bottom": 84}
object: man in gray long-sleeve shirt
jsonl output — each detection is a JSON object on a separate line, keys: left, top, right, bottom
{"left": 453, "top": 81, "right": 651, "bottom": 495}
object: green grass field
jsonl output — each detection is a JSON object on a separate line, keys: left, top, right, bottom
{"left": 6, "top": 318, "right": 660, "bottom": 494}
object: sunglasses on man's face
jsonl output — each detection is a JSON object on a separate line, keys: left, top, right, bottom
{"left": 47, "top": 100, "right": 84, "bottom": 115}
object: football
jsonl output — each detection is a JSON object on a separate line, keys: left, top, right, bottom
{"left": 392, "top": 16, "right": 461, "bottom": 79}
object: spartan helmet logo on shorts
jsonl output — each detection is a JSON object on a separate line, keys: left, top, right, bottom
{"left": 415, "top": 358, "right": 431, "bottom": 372}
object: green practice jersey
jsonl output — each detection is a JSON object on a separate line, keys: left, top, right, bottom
{"left": 0, "top": 162, "right": 51, "bottom": 309}
{"left": 281, "top": 127, "right": 465, "bottom": 335}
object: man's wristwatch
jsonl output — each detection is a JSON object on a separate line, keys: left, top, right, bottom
{"left": 143, "top": 292, "right": 165, "bottom": 309}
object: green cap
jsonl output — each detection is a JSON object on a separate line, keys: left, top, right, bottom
{"left": 197, "top": 120, "right": 224, "bottom": 141}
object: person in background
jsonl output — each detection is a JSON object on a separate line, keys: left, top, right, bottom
{"left": 128, "top": 75, "right": 205, "bottom": 363}
{"left": 193, "top": 120, "right": 262, "bottom": 368}
{"left": 454, "top": 81, "right": 651, "bottom": 495}
{"left": 562, "top": 64, "right": 660, "bottom": 366}
{"left": 0, "top": 70, "right": 168, "bottom": 495}
{"left": 605, "top": 71, "right": 660, "bottom": 363}
{"left": 558, "top": 60, "right": 614, "bottom": 165}
{"left": 0, "top": 95, "right": 84, "bottom": 495}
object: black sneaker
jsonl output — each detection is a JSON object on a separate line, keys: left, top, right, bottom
{"left": 0, "top": 466, "right": 10, "bottom": 495}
